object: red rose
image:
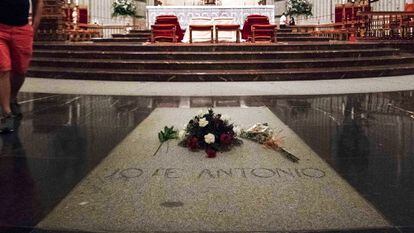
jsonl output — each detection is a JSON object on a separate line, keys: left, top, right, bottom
{"left": 206, "top": 148, "right": 217, "bottom": 158}
{"left": 187, "top": 136, "right": 199, "bottom": 150}
{"left": 220, "top": 133, "right": 233, "bottom": 145}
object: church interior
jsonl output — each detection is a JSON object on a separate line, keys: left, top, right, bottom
{"left": 0, "top": 0, "right": 414, "bottom": 233}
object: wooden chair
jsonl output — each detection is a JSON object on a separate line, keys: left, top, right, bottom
{"left": 241, "top": 15, "right": 269, "bottom": 40}
{"left": 152, "top": 15, "right": 184, "bottom": 42}
{"left": 151, "top": 24, "right": 178, "bottom": 43}
{"left": 213, "top": 17, "right": 239, "bottom": 43}
{"left": 215, "top": 24, "right": 240, "bottom": 43}
{"left": 189, "top": 25, "right": 214, "bottom": 43}
{"left": 251, "top": 24, "right": 277, "bottom": 43}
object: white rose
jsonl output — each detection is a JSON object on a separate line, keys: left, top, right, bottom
{"left": 233, "top": 126, "right": 242, "bottom": 136}
{"left": 199, "top": 118, "right": 209, "bottom": 127}
{"left": 204, "top": 133, "right": 215, "bottom": 144}
{"left": 197, "top": 109, "right": 209, "bottom": 117}
{"left": 221, "top": 114, "right": 231, "bottom": 122}
{"left": 178, "top": 130, "right": 186, "bottom": 140}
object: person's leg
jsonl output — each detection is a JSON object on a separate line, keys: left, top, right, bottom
{"left": 0, "top": 24, "right": 14, "bottom": 132}
{"left": 10, "top": 72, "right": 24, "bottom": 118}
{"left": 9, "top": 24, "right": 33, "bottom": 116}
{"left": 0, "top": 71, "right": 11, "bottom": 114}
{"left": 11, "top": 73, "right": 25, "bottom": 102}
{"left": 0, "top": 24, "right": 12, "bottom": 115}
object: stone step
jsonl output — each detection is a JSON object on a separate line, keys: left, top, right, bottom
{"left": 276, "top": 32, "right": 312, "bottom": 37}
{"left": 33, "top": 48, "right": 399, "bottom": 60}
{"left": 33, "top": 42, "right": 398, "bottom": 52}
{"left": 30, "top": 55, "right": 414, "bottom": 70}
{"left": 112, "top": 33, "right": 151, "bottom": 38}
{"left": 277, "top": 28, "right": 293, "bottom": 33}
{"left": 91, "top": 38, "right": 149, "bottom": 43}
{"left": 27, "top": 63, "right": 414, "bottom": 81}
{"left": 129, "top": 29, "right": 151, "bottom": 34}
{"left": 277, "top": 37, "right": 330, "bottom": 42}
{"left": 94, "top": 36, "right": 325, "bottom": 43}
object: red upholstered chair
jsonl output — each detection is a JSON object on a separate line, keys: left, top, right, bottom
{"left": 155, "top": 16, "right": 184, "bottom": 41}
{"left": 242, "top": 15, "right": 270, "bottom": 40}
{"left": 151, "top": 15, "right": 184, "bottom": 42}
{"left": 251, "top": 24, "right": 277, "bottom": 43}
{"left": 151, "top": 24, "right": 178, "bottom": 42}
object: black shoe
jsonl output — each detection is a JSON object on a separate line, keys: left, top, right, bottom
{"left": 0, "top": 113, "right": 15, "bottom": 133}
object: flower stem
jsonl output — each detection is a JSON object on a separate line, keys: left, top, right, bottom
{"left": 153, "top": 143, "right": 163, "bottom": 156}
{"left": 280, "top": 148, "right": 300, "bottom": 163}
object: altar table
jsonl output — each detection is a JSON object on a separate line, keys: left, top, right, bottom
{"left": 146, "top": 5, "right": 275, "bottom": 29}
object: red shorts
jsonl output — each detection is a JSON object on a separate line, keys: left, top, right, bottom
{"left": 0, "top": 23, "right": 34, "bottom": 74}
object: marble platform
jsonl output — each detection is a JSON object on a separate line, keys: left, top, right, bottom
{"left": 36, "top": 107, "right": 390, "bottom": 232}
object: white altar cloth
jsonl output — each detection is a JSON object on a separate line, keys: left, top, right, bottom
{"left": 146, "top": 5, "right": 275, "bottom": 29}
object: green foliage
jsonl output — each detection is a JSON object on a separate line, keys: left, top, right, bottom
{"left": 158, "top": 126, "right": 178, "bottom": 143}
{"left": 112, "top": 0, "right": 137, "bottom": 18}
{"left": 286, "top": 0, "right": 313, "bottom": 17}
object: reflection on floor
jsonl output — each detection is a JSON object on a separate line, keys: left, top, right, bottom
{"left": 0, "top": 91, "right": 413, "bottom": 233}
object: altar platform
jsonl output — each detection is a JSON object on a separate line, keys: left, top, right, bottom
{"left": 146, "top": 5, "right": 275, "bottom": 28}
{"left": 28, "top": 41, "right": 414, "bottom": 81}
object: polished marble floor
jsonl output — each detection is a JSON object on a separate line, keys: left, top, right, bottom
{"left": 0, "top": 91, "right": 413, "bottom": 233}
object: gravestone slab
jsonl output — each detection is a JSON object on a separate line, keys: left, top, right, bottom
{"left": 37, "top": 107, "right": 390, "bottom": 232}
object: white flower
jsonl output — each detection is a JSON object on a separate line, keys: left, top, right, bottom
{"left": 197, "top": 109, "right": 209, "bottom": 117}
{"left": 221, "top": 114, "right": 231, "bottom": 122}
{"left": 204, "top": 133, "right": 215, "bottom": 144}
{"left": 178, "top": 130, "right": 186, "bottom": 140}
{"left": 199, "top": 118, "right": 209, "bottom": 127}
{"left": 233, "top": 126, "right": 242, "bottom": 136}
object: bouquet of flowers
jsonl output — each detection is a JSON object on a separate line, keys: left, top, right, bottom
{"left": 156, "top": 110, "right": 299, "bottom": 162}
{"left": 240, "top": 123, "right": 300, "bottom": 163}
{"left": 112, "top": 0, "right": 137, "bottom": 18}
{"left": 178, "top": 109, "right": 242, "bottom": 158}
{"left": 286, "top": 0, "right": 313, "bottom": 17}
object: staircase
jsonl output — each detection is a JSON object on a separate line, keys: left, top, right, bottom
{"left": 28, "top": 42, "right": 414, "bottom": 81}
{"left": 91, "top": 27, "right": 328, "bottom": 43}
